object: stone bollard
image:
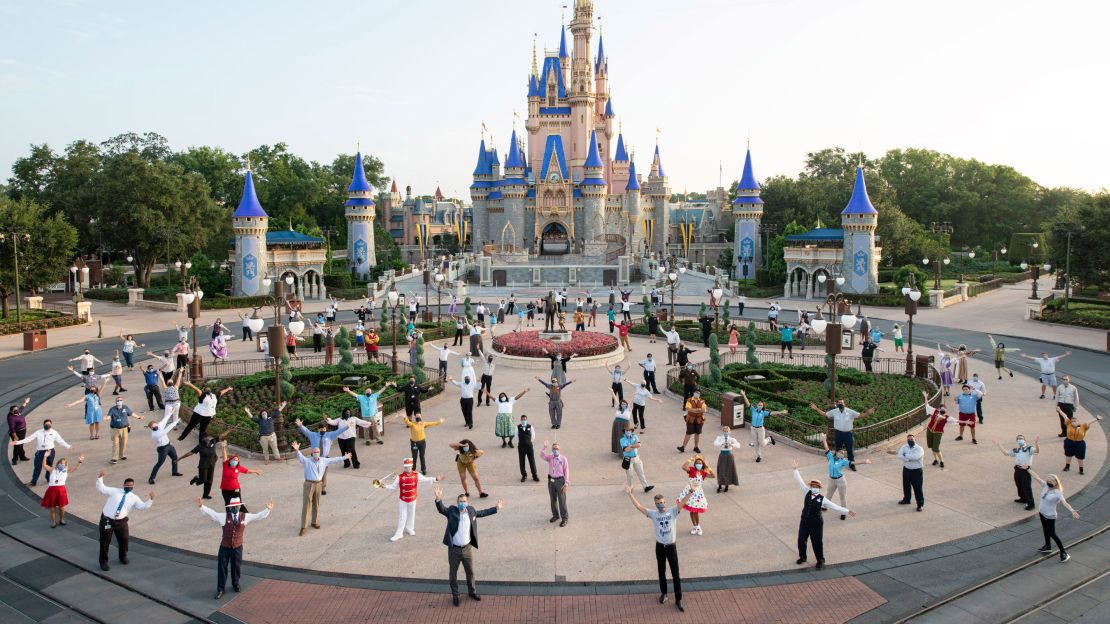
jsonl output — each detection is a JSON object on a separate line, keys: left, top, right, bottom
{"left": 929, "top": 289, "right": 945, "bottom": 309}
{"left": 127, "top": 288, "right": 144, "bottom": 306}
{"left": 75, "top": 301, "right": 93, "bottom": 324}
{"left": 24, "top": 296, "right": 43, "bottom": 310}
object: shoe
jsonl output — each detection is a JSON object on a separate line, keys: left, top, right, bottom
{"left": 796, "top": 558, "right": 807, "bottom": 565}
{"left": 770, "top": 437, "right": 776, "bottom": 445}
{"left": 550, "top": 516, "right": 559, "bottom": 523}
{"left": 676, "top": 600, "right": 685, "bottom": 612}
{"left": 1025, "top": 505, "right": 1035, "bottom": 511}
{"left": 716, "top": 485, "right": 722, "bottom": 493}
{"left": 215, "top": 591, "right": 224, "bottom": 600}
{"left": 521, "top": 476, "right": 527, "bottom": 482}
{"left": 453, "top": 596, "right": 460, "bottom": 607}
{"left": 917, "top": 506, "right": 924, "bottom": 512}
{"left": 816, "top": 560, "right": 825, "bottom": 569}
{"left": 204, "top": 495, "right": 213, "bottom": 499}
{"left": 645, "top": 485, "right": 655, "bottom": 492}
{"left": 501, "top": 441, "right": 507, "bottom": 448}
{"left": 756, "top": 456, "right": 761, "bottom": 463}
{"left": 659, "top": 594, "right": 668, "bottom": 604}
{"left": 533, "top": 476, "right": 539, "bottom": 482}
{"left": 233, "top": 585, "right": 240, "bottom": 593}
{"left": 1057, "top": 433, "right": 1066, "bottom": 438}
{"left": 955, "top": 436, "right": 963, "bottom": 441}
{"left": 940, "top": 462, "right": 945, "bottom": 469}
{"left": 972, "top": 439, "right": 978, "bottom": 445}
{"left": 390, "top": 535, "right": 402, "bottom": 542}
{"left": 479, "top": 492, "right": 489, "bottom": 498}
{"left": 932, "top": 460, "right": 939, "bottom": 466}
{"left": 1038, "top": 546, "right": 1053, "bottom": 553}
{"left": 1061, "top": 553, "right": 1071, "bottom": 563}
{"left": 559, "top": 520, "right": 567, "bottom": 527}
{"left": 1063, "top": 465, "right": 1070, "bottom": 472}
{"left": 121, "top": 457, "right": 127, "bottom": 461}
{"left": 120, "top": 557, "right": 129, "bottom": 565}
{"left": 978, "top": 419, "right": 983, "bottom": 424}
{"left": 691, "top": 527, "right": 698, "bottom": 535}
{"left": 100, "top": 562, "right": 110, "bottom": 571}
{"left": 849, "top": 464, "right": 857, "bottom": 471}
{"left": 508, "top": 441, "right": 514, "bottom": 448}
{"left": 676, "top": 446, "right": 685, "bottom": 453}
{"left": 1040, "top": 394, "right": 1045, "bottom": 399}
{"left": 111, "top": 459, "right": 118, "bottom": 465}
{"left": 1080, "top": 468, "right": 1085, "bottom": 475}
{"left": 172, "top": 472, "right": 184, "bottom": 477}
{"left": 1009, "top": 371, "right": 1014, "bottom": 377}
{"left": 468, "top": 593, "right": 481, "bottom": 601}
{"left": 148, "top": 479, "right": 155, "bottom": 485}
{"left": 312, "top": 523, "right": 320, "bottom": 529}
{"left": 693, "top": 447, "right": 701, "bottom": 453}
{"left": 841, "top": 514, "right": 846, "bottom": 520}
{"left": 322, "top": 490, "right": 327, "bottom": 495}
{"left": 898, "top": 500, "right": 911, "bottom": 505}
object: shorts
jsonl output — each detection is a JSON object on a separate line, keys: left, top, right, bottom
{"left": 894, "top": 338, "right": 904, "bottom": 347}
{"left": 926, "top": 429, "right": 942, "bottom": 452}
{"left": 1040, "top": 373, "right": 1057, "bottom": 387}
{"left": 1063, "top": 439, "right": 1086, "bottom": 460}
{"left": 958, "top": 412, "right": 975, "bottom": 425}
{"left": 685, "top": 420, "right": 704, "bottom": 435}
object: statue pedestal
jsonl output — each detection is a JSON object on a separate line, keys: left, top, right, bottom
{"left": 538, "top": 331, "right": 572, "bottom": 343}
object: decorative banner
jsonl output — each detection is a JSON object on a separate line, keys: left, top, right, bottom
{"left": 735, "top": 219, "right": 758, "bottom": 279}
{"left": 417, "top": 222, "right": 429, "bottom": 256}
{"left": 641, "top": 218, "right": 648, "bottom": 243}
{"left": 349, "top": 220, "right": 372, "bottom": 277}
{"left": 647, "top": 219, "right": 655, "bottom": 246}
{"left": 850, "top": 232, "right": 870, "bottom": 292}
{"left": 239, "top": 236, "right": 261, "bottom": 296}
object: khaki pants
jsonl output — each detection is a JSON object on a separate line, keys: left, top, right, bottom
{"left": 259, "top": 433, "right": 280, "bottom": 461}
{"left": 111, "top": 427, "right": 128, "bottom": 461}
{"left": 620, "top": 335, "right": 631, "bottom": 350}
{"left": 751, "top": 426, "right": 768, "bottom": 456}
{"left": 827, "top": 476, "right": 847, "bottom": 509}
{"left": 625, "top": 456, "right": 649, "bottom": 488}
{"left": 301, "top": 480, "right": 323, "bottom": 528}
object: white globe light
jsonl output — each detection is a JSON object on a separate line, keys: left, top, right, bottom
{"left": 968, "top": 251, "right": 976, "bottom": 259}
{"left": 712, "top": 288, "right": 723, "bottom": 299}
{"left": 1043, "top": 263, "right": 1052, "bottom": 272}
{"left": 387, "top": 290, "right": 399, "bottom": 306}
{"left": 288, "top": 320, "right": 305, "bottom": 336}
{"left": 81, "top": 266, "right": 89, "bottom": 275}
{"left": 181, "top": 293, "right": 196, "bottom": 305}
{"left": 841, "top": 314, "right": 857, "bottom": 330}
{"left": 922, "top": 258, "right": 929, "bottom": 265}
{"left": 262, "top": 277, "right": 272, "bottom": 288}
{"left": 126, "top": 255, "right": 133, "bottom": 263}
{"left": 943, "top": 257, "right": 950, "bottom": 265}
{"left": 1001, "top": 247, "right": 1007, "bottom": 254}
{"left": 175, "top": 261, "right": 182, "bottom": 269}
{"left": 901, "top": 286, "right": 911, "bottom": 296}
{"left": 668, "top": 272, "right": 677, "bottom": 281}
{"left": 811, "top": 318, "right": 828, "bottom": 334}
{"left": 435, "top": 273, "right": 444, "bottom": 283}
{"left": 909, "top": 290, "right": 922, "bottom": 302}
{"left": 247, "top": 318, "right": 264, "bottom": 333}
{"left": 835, "top": 276, "right": 845, "bottom": 286}
{"left": 1033, "top": 242, "right": 1039, "bottom": 248}
{"left": 679, "top": 266, "right": 686, "bottom": 274}
{"left": 284, "top": 275, "right": 295, "bottom": 286}
{"left": 185, "top": 261, "right": 193, "bottom": 269}
{"left": 817, "top": 274, "right": 827, "bottom": 284}
{"left": 1020, "top": 262, "right": 1029, "bottom": 271}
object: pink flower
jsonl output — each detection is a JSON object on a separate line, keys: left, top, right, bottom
{"left": 492, "top": 331, "right": 618, "bottom": 357}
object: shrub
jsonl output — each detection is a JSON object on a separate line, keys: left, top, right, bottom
{"left": 893, "top": 264, "right": 929, "bottom": 290}
{"left": 324, "top": 273, "right": 353, "bottom": 289}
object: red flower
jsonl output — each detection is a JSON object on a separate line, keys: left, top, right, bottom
{"left": 492, "top": 331, "right": 618, "bottom": 357}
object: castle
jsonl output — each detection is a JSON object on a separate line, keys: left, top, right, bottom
{"left": 468, "top": 0, "right": 671, "bottom": 260}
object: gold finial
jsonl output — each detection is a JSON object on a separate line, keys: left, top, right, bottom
{"left": 532, "top": 34, "right": 538, "bottom": 76}
{"left": 655, "top": 127, "right": 661, "bottom": 144}
{"left": 562, "top": 5, "right": 566, "bottom": 26}
{"left": 619, "top": 120, "right": 622, "bottom": 135}
{"left": 246, "top": 154, "right": 252, "bottom": 172}
{"left": 357, "top": 141, "right": 361, "bottom": 153}
{"left": 513, "top": 111, "right": 520, "bottom": 130}
{"left": 481, "top": 121, "right": 487, "bottom": 143}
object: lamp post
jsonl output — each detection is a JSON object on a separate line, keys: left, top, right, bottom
{"left": 422, "top": 262, "right": 432, "bottom": 322}
{"left": 386, "top": 283, "right": 405, "bottom": 373}
{"left": 1019, "top": 239, "right": 1044, "bottom": 299}
{"left": 712, "top": 281, "right": 723, "bottom": 331}
{"left": 992, "top": 245, "right": 1007, "bottom": 275}
{"left": 810, "top": 290, "right": 855, "bottom": 401}
{"left": 257, "top": 274, "right": 291, "bottom": 448}
{"left": 667, "top": 265, "right": 685, "bottom": 321}
{"left": 958, "top": 251, "right": 975, "bottom": 283}
{"left": 759, "top": 223, "right": 778, "bottom": 267}
{"left": 815, "top": 273, "right": 845, "bottom": 299}
{"left": 1053, "top": 227, "right": 1076, "bottom": 312}
{"left": 901, "top": 275, "right": 922, "bottom": 376}
{"left": 0, "top": 230, "right": 31, "bottom": 329}
{"left": 434, "top": 271, "right": 445, "bottom": 327}
{"left": 182, "top": 276, "right": 205, "bottom": 379}
{"left": 69, "top": 259, "right": 90, "bottom": 302}
{"left": 921, "top": 255, "right": 950, "bottom": 291}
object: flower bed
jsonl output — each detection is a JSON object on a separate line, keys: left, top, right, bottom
{"left": 0, "top": 311, "right": 86, "bottom": 335}
{"left": 492, "top": 330, "right": 618, "bottom": 357}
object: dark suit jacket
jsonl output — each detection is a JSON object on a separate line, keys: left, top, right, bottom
{"left": 436, "top": 499, "right": 498, "bottom": 548}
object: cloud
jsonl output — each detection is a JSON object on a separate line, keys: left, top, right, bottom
{"left": 0, "top": 59, "right": 16, "bottom": 65}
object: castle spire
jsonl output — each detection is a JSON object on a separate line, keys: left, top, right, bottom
{"left": 594, "top": 32, "right": 605, "bottom": 72}
{"left": 504, "top": 128, "right": 525, "bottom": 169}
{"left": 348, "top": 150, "right": 373, "bottom": 193}
{"left": 737, "top": 147, "right": 759, "bottom": 192}
{"left": 842, "top": 166, "right": 878, "bottom": 215}
{"left": 584, "top": 130, "right": 603, "bottom": 168}
{"left": 472, "top": 138, "right": 489, "bottom": 176}
{"left": 604, "top": 94, "right": 614, "bottom": 117}
{"left": 626, "top": 160, "right": 640, "bottom": 191}
{"left": 614, "top": 129, "right": 628, "bottom": 162}
{"left": 532, "top": 34, "right": 539, "bottom": 76}
{"left": 232, "top": 170, "right": 267, "bottom": 218}
{"left": 651, "top": 143, "right": 665, "bottom": 178}
{"left": 559, "top": 24, "right": 568, "bottom": 58}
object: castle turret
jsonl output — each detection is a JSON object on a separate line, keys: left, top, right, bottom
{"left": 610, "top": 128, "right": 629, "bottom": 191}
{"left": 645, "top": 143, "right": 670, "bottom": 255}
{"left": 624, "top": 159, "right": 643, "bottom": 252}
{"left": 580, "top": 130, "right": 607, "bottom": 245}
{"left": 840, "top": 166, "right": 881, "bottom": 294}
{"left": 469, "top": 138, "right": 493, "bottom": 252}
{"left": 731, "top": 146, "right": 765, "bottom": 280}
{"left": 568, "top": 0, "right": 594, "bottom": 177}
{"left": 232, "top": 170, "right": 269, "bottom": 296}
{"left": 345, "top": 150, "right": 377, "bottom": 277}
{"left": 594, "top": 33, "right": 608, "bottom": 118}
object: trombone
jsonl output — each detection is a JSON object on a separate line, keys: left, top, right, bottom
{"left": 370, "top": 472, "right": 396, "bottom": 490}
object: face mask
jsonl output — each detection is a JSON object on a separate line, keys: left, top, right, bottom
{"left": 520, "top": 419, "right": 527, "bottom": 425}
{"left": 44, "top": 424, "right": 52, "bottom": 430}
{"left": 655, "top": 503, "right": 666, "bottom": 512}
{"left": 458, "top": 502, "right": 468, "bottom": 511}
{"left": 908, "top": 440, "right": 916, "bottom": 447}
{"left": 312, "top": 452, "right": 320, "bottom": 460}
{"left": 229, "top": 460, "right": 239, "bottom": 467}
{"left": 408, "top": 380, "right": 416, "bottom": 386}
{"left": 123, "top": 486, "right": 133, "bottom": 494}
{"left": 1047, "top": 482, "right": 1056, "bottom": 488}
{"left": 1016, "top": 439, "right": 1025, "bottom": 446}
{"left": 552, "top": 449, "right": 560, "bottom": 457}
{"left": 695, "top": 463, "right": 703, "bottom": 470}
{"left": 810, "top": 488, "right": 821, "bottom": 495}
{"left": 403, "top": 465, "right": 411, "bottom": 473}
{"left": 464, "top": 378, "right": 471, "bottom": 384}
{"left": 461, "top": 446, "right": 469, "bottom": 453}
{"left": 837, "top": 404, "right": 845, "bottom": 411}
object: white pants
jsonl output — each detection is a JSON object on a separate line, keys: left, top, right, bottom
{"left": 625, "top": 456, "right": 649, "bottom": 488}
{"left": 393, "top": 500, "right": 416, "bottom": 538}
{"left": 374, "top": 410, "right": 384, "bottom": 435}
{"left": 751, "top": 426, "right": 769, "bottom": 455}
{"left": 827, "top": 476, "right": 847, "bottom": 508}
{"left": 163, "top": 401, "right": 181, "bottom": 424}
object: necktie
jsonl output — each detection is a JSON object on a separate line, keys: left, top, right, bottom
{"left": 114, "top": 493, "right": 128, "bottom": 518}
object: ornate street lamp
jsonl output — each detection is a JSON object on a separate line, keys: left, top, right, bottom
{"left": 901, "top": 275, "right": 922, "bottom": 376}
{"left": 387, "top": 283, "right": 406, "bottom": 373}
{"left": 810, "top": 289, "right": 856, "bottom": 401}
{"left": 712, "top": 281, "right": 724, "bottom": 331}
{"left": 921, "top": 256, "right": 950, "bottom": 291}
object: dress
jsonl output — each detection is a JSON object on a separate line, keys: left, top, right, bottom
{"left": 678, "top": 467, "right": 710, "bottom": 513}
{"left": 728, "top": 329, "right": 739, "bottom": 351}
{"left": 41, "top": 466, "right": 70, "bottom": 507}
{"left": 714, "top": 434, "right": 741, "bottom": 486}
{"left": 939, "top": 355, "right": 954, "bottom": 387}
{"left": 84, "top": 393, "right": 103, "bottom": 425}
{"left": 495, "top": 398, "right": 515, "bottom": 438}
{"left": 209, "top": 335, "right": 228, "bottom": 359}
{"left": 611, "top": 408, "right": 631, "bottom": 454}
{"left": 955, "top": 352, "right": 970, "bottom": 381}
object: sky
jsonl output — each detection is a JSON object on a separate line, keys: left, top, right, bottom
{"left": 2, "top": 0, "right": 1108, "bottom": 200}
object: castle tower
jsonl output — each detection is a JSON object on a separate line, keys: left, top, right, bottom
{"left": 568, "top": 0, "right": 594, "bottom": 177}
{"left": 594, "top": 33, "right": 608, "bottom": 119}
{"left": 840, "top": 166, "right": 881, "bottom": 294}
{"left": 610, "top": 127, "right": 629, "bottom": 191}
{"left": 645, "top": 143, "right": 671, "bottom": 254}
{"left": 469, "top": 138, "right": 493, "bottom": 252}
{"left": 502, "top": 128, "right": 529, "bottom": 250}
{"left": 731, "top": 146, "right": 764, "bottom": 280}
{"left": 345, "top": 150, "right": 376, "bottom": 278}
{"left": 624, "top": 159, "right": 642, "bottom": 252}
{"left": 232, "top": 170, "right": 269, "bottom": 297}
{"left": 580, "top": 130, "right": 607, "bottom": 245}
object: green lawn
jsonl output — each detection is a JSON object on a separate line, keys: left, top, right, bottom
{"left": 0, "top": 310, "right": 63, "bottom": 325}
{"left": 1040, "top": 300, "right": 1110, "bottom": 329}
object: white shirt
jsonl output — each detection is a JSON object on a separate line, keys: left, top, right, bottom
{"left": 1038, "top": 485, "right": 1064, "bottom": 519}
{"left": 621, "top": 301, "right": 632, "bottom": 312}
{"left": 898, "top": 443, "right": 925, "bottom": 469}
{"left": 452, "top": 379, "right": 479, "bottom": 399}
{"left": 496, "top": 398, "right": 516, "bottom": 415}
{"left": 155, "top": 354, "right": 176, "bottom": 373}
{"left": 1034, "top": 357, "right": 1061, "bottom": 375}
{"left": 47, "top": 465, "right": 71, "bottom": 487}
{"left": 639, "top": 358, "right": 657, "bottom": 373}
{"left": 1056, "top": 384, "right": 1078, "bottom": 406}
{"left": 664, "top": 329, "right": 680, "bottom": 345}
{"left": 192, "top": 394, "right": 218, "bottom": 417}
{"left": 97, "top": 477, "right": 152, "bottom": 519}
{"left": 968, "top": 379, "right": 986, "bottom": 399}
{"left": 632, "top": 386, "right": 652, "bottom": 406}
{"left": 614, "top": 407, "right": 631, "bottom": 421}
{"left": 611, "top": 369, "right": 623, "bottom": 384}
{"left": 326, "top": 415, "right": 373, "bottom": 439}
{"left": 452, "top": 508, "right": 472, "bottom": 546}
{"left": 714, "top": 433, "right": 742, "bottom": 450}
{"left": 481, "top": 358, "right": 496, "bottom": 376}
{"left": 792, "top": 470, "right": 849, "bottom": 514}
{"left": 459, "top": 357, "right": 477, "bottom": 379}
{"left": 71, "top": 353, "right": 102, "bottom": 370}
{"left": 15, "top": 429, "right": 71, "bottom": 452}
{"left": 826, "top": 407, "right": 861, "bottom": 432}
{"left": 200, "top": 505, "right": 270, "bottom": 526}
{"left": 1008, "top": 444, "right": 1036, "bottom": 467}
{"left": 434, "top": 345, "right": 457, "bottom": 363}
{"left": 151, "top": 412, "right": 180, "bottom": 447}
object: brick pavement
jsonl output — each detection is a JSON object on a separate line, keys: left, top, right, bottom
{"left": 220, "top": 577, "right": 886, "bottom": 624}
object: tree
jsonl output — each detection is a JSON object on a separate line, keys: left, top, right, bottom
{"left": 413, "top": 332, "right": 428, "bottom": 384}
{"left": 188, "top": 251, "right": 230, "bottom": 295}
{"left": 707, "top": 333, "right": 721, "bottom": 384}
{"left": 0, "top": 197, "right": 78, "bottom": 317}
{"left": 1049, "top": 193, "right": 1110, "bottom": 292}
{"left": 464, "top": 296, "right": 473, "bottom": 323}
{"left": 336, "top": 326, "right": 354, "bottom": 371}
{"left": 745, "top": 321, "right": 758, "bottom": 365}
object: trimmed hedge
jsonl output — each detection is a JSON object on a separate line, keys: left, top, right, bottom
{"left": 0, "top": 312, "right": 87, "bottom": 335}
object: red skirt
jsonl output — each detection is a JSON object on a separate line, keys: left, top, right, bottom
{"left": 41, "top": 485, "right": 69, "bottom": 508}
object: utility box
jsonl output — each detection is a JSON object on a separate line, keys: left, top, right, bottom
{"left": 915, "top": 354, "right": 931, "bottom": 378}
{"left": 23, "top": 330, "right": 47, "bottom": 351}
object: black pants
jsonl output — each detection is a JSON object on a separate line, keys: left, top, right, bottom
{"left": 682, "top": 386, "right": 696, "bottom": 410}
{"left": 338, "top": 437, "right": 359, "bottom": 468}
{"left": 611, "top": 383, "right": 624, "bottom": 404}
{"left": 901, "top": 467, "right": 924, "bottom": 507}
{"left": 411, "top": 439, "right": 427, "bottom": 473}
{"left": 518, "top": 444, "right": 536, "bottom": 479}
{"left": 220, "top": 488, "right": 248, "bottom": 513}
{"left": 9, "top": 428, "right": 28, "bottom": 462}
{"left": 453, "top": 329, "right": 463, "bottom": 346}
{"left": 655, "top": 542, "right": 682, "bottom": 600}
{"left": 178, "top": 414, "right": 211, "bottom": 441}
{"left": 197, "top": 459, "right": 216, "bottom": 498}
{"left": 217, "top": 545, "right": 243, "bottom": 591}
{"left": 479, "top": 375, "right": 493, "bottom": 405}
{"left": 404, "top": 402, "right": 420, "bottom": 418}
{"left": 644, "top": 371, "right": 658, "bottom": 393}
{"left": 797, "top": 517, "right": 824, "bottom": 561}
{"left": 1057, "top": 403, "right": 1074, "bottom": 436}
{"left": 738, "top": 303, "right": 745, "bottom": 316}
{"left": 460, "top": 398, "right": 474, "bottom": 427}
{"left": 701, "top": 330, "right": 711, "bottom": 347}
{"left": 242, "top": 327, "right": 252, "bottom": 341}
{"left": 149, "top": 444, "right": 178, "bottom": 482}
{"left": 1040, "top": 513, "right": 1066, "bottom": 554}
{"left": 623, "top": 311, "right": 632, "bottom": 322}
{"left": 1014, "top": 466, "right": 1034, "bottom": 503}
{"left": 834, "top": 430, "right": 855, "bottom": 465}
{"left": 99, "top": 515, "right": 129, "bottom": 564}
{"left": 632, "top": 404, "right": 646, "bottom": 429}
{"left": 145, "top": 384, "right": 164, "bottom": 411}
{"left": 862, "top": 357, "right": 873, "bottom": 372}
{"left": 313, "top": 334, "right": 323, "bottom": 353}
{"left": 176, "top": 354, "right": 189, "bottom": 370}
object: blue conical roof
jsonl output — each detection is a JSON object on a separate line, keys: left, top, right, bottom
{"left": 653, "top": 144, "right": 665, "bottom": 177}
{"left": 472, "top": 139, "right": 489, "bottom": 176}
{"left": 490, "top": 147, "right": 500, "bottom": 167}
{"left": 348, "top": 151, "right": 373, "bottom": 193}
{"left": 528, "top": 74, "right": 538, "bottom": 97}
{"left": 595, "top": 34, "right": 605, "bottom": 71}
{"left": 738, "top": 148, "right": 759, "bottom": 191}
{"left": 605, "top": 97, "right": 614, "bottom": 117}
{"left": 504, "top": 129, "right": 524, "bottom": 169}
{"left": 614, "top": 133, "right": 628, "bottom": 162}
{"left": 626, "top": 161, "right": 640, "bottom": 191}
{"left": 584, "top": 130, "right": 604, "bottom": 168}
{"left": 232, "top": 171, "right": 267, "bottom": 218}
{"left": 842, "top": 166, "right": 878, "bottom": 215}
{"left": 559, "top": 25, "right": 568, "bottom": 58}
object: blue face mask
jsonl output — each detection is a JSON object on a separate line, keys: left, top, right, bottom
{"left": 458, "top": 502, "right": 467, "bottom": 511}
{"left": 123, "top": 486, "right": 133, "bottom": 494}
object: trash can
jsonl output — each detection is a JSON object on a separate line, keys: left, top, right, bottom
{"left": 915, "top": 354, "right": 931, "bottom": 378}
{"left": 23, "top": 329, "right": 47, "bottom": 351}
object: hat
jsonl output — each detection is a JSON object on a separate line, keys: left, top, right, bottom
{"left": 808, "top": 479, "right": 823, "bottom": 489}
{"left": 226, "top": 497, "right": 242, "bottom": 507}
{"left": 402, "top": 458, "right": 414, "bottom": 466}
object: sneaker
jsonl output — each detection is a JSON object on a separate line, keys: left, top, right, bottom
{"left": 972, "top": 439, "right": 978, "bottom": 445}
{"left": 815, "top": 560, "right": 825, "bottom": 569}
{"left": 1080, "top": 467, "right": 1085, "bottom": 475}
{"left": 659, "top": 594, "right": 668, "bottom": 605}
{"left": 769, "top": 437, "right": 776, "bottom": 445}
{"left": 1063, "top": 465, "right": 1070, "bottom": 472}
{"left": 1038, "top": 546, "right": 1052, "bottom": 553}
{"left": 693, "top": 447, "right": 701, "bottom": 453}
{"left": 756, "top": 456, "right": 762, "bottom": 463}
{"left": 796, "top": 557, "right": 807, "bottom": 565}
{"left": 676, "top": 446, "right": 685, "bottom": 453}
{"left": 898, "top": 500, "right": 911, "bottom": 505}
{"left": 932, "top": 460, "right": 939, "bottom": 466}
{"left": 1061, "top": 553, "right": 1071, "bottom": 563}
{"left": 940, "top": 461, "right": 945, "bottom": 469}
{"left": 749, "top": 442, "right": 756, "bottom": 447}
{"left": 955, "top": 436, "right": 964, "bottom": 441}
{"left": 390, "top": 534, "right": 403, "bottom": 542}
{"left": 691, "top": 527, "right": 698, "bottom": 534}
{"left": 521, "top": 476, "right": 527, "bottom": 482}
{"left": 840, "top": 514, "right": 846, "bottom": 520}
{"left": 1039, "top": 394, "right": 1045, "bottom": 399}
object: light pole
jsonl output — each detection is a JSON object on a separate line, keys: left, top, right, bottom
{"left": 434, "top": 271, "right": 445, "bottom": 327}
{"left": 69, "top": 259, "right": 90, "bottom": 302}
{"left": 667, "top": 265, "right": 685, "bottom": 321}
{"left": 712, "top": 280, "right": 723, "bottom": 331}
{"left": 422, "top": 262, "right": 432, "bottom": 322}
{"left": 386, "top": 283, "right": 406, "bottom": 373}
{"left": 921, "top": 255, "right": 950, "bottom": 291}
{"left": 0, "top": 230, "right": 30, "bottom": 329}
{"left": 181, "top": 276, "right": 205, "bottom": 379}
{"left": 759, "top": 223, "right": 778, "bottom": 268}
{"left": 815, "top": 273, "right": 845, "bottom": 299}
{"left": 175, "top": 260, "right": 192, "bottom": 292}
{"left": 810, "top": 291, "right": 856, "bottom": 401}
{"left": 1053, "top": 226, "right": 1076, "bottom": 312}
{"left": 901, "top": 275, "right": 922, "bottom": 376}
{"left": 958, "top": 251, "right": 976, "bottom": 283}
{"left": 991, "top": 245, "right": 1007, "bottom": 275}
{"left": 1019, "top": 239, "right": 1044, "bottom": 299}
{"left": 258, "top": 275, "right": 292, "bottom": 448}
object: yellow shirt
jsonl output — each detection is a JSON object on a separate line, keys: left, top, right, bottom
{"left": 404, "top": 418, "right": 441, "bottom": 442}
{"left": 1067, "top": 422, "right": 1090, "bottom": 442}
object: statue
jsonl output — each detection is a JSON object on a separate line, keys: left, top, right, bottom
{"left": 557, "top": 311, "right": 567, "bottom": 332}
{"left": 544, "top": 290, "right": 557, "bottom": 332}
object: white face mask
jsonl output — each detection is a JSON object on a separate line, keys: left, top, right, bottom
{"left": 810, "top": 488, "right": 821, "bottom": 495}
